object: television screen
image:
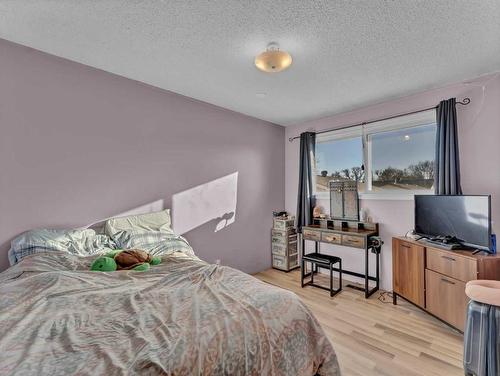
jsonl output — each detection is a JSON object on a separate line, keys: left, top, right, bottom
{"left": 414, "top": 195, "right": 491, "bottom": 250}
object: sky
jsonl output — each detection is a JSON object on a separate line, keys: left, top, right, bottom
{"left": 315, "top": 123, "right": 436, "bottom": 175}
{"left": 315, "top": 137, "right": 363, "bottom": 174}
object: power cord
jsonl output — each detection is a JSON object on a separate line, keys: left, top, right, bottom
{"left": 378, "top": 291, "right": 393, "bottom": 304}
{"left": 404, "top": 230, "right": 414, "bottom": 238}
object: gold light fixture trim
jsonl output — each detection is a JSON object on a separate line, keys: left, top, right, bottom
{"left": 255, "top": 43, "right": 292, "bottom": 73}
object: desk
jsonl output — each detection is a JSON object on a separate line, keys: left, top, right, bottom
{"left": 301, "top": 220, "right": 381, "bottom": 298}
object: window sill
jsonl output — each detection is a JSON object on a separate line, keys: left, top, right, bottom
{"left": 315, "top": 191, "right": 434, "bottom": 201}
{"left": 359, "top": 192, "right": 430, "bottom": 201}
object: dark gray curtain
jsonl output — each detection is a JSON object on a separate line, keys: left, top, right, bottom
{"left": 296, "top": 132, "right": 316, "bottom": 233}
{"left": 435, "top": 98, "right": 462, "bottom": 195}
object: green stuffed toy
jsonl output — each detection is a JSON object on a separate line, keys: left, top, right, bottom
{"left": 91, "top": 249, "right": 161, "bottom": 272}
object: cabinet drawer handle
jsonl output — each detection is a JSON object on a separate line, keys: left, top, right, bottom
{"left": 441, "top": 278, "right": 455, "bottom": 285}
{"left": 401, "top": 245, "right": 411, "bottom": 249}
{"left": 441, "top": 255, "right": 456, "bottom": 262}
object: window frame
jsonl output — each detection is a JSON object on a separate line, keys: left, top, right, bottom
{"left": 314, "top": 110, "right": 436, "bottom": 201}
{"left": 314, "top": 127, "right": 364, "bottom": 197}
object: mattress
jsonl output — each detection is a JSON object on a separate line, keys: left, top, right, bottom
{"left": 0, "top": 251, "right": 340, "bottom": 375}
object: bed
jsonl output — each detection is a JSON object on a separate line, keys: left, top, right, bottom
{"left": 0, "top": 210, "right": 340, "bottom": 375}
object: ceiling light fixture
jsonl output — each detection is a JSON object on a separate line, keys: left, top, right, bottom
{"left": 255, "top": 43, "right": 292, "bottom": 73}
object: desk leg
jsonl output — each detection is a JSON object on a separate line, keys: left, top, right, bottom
{"left": 364, "top": 245, "right": 380, "bottom": 299}
{"left": 301, "top": 235, "right": 311, "bottom": 278}
{"left": 300, "top": 234, "right": 304, "bottom": 287}
{"left": 311, "top": 260, "right": 314, "bottom": 284}
{"left": 314, "top": 242, "right": 319, "bottom": 273}
{"left": 300, "top": 234, "right": 305, "bottom": 278}
{"left": 364, "top": 246, "right": 369, "bottom": 298}
{"left": 300, "top": 233, "right": 304, "bottom": 259}
{"left": 376, "top": 247, "right": 380, "bottom": 291}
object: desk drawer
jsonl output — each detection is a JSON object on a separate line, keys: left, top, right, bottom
{"left": 303, "top": 229, "right": 321, "bottom": 241}
{"left": 342, "top": 235, "right": 365, "bottom": 249}
{"left": 321, "top": 232, "right": 341, "bottom": 244}
{"left": 426, "top": 248, "right": 477, "bottom": 282}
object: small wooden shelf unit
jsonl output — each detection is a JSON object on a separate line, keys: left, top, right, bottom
{"left": 392, "top": 236, "right": 500, "bottom": 332}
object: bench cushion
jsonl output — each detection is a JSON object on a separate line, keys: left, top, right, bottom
{"left": 303, "top": 252, "right": 341, "bottom": 265}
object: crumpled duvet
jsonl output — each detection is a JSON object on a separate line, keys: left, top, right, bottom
{"left": 8, "top": 228, "right": 115, "bottom": 265}
{"left": 0, "top": 252, "right": 340, "bottom": 375}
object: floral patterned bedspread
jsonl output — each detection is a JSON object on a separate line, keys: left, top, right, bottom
{"left": 0, "top": 252, "right": 340, "bottom": 375}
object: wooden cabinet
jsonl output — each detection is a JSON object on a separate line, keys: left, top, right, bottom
{"left": 392, "top": 239, "right": 425, "bottom": 307}
{"left": 392, "top": 237, "right": 500, "bottom": 332}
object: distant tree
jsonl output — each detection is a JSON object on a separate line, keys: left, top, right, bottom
{"left": 329, "top": 166, "right": 364, "bottom": 181}
{"left": 321, "top": 170, "right": 328, "bottom": 177}
{"left": 341, "top": 168, "right": 351, "bottom": 180}
{"left": 375, "top": 166, "right": 405, "bottom": 184}
{"left": 350, "top": 166, "right": 364, "bottom": 182}
{"left": 408, "top": 160, "right": 434, "bottom": 180}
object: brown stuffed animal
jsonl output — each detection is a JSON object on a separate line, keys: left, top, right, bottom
{"left": 115, "top": 249, "right": 153, "bottom": 270}
{"left": 90, "top": 249, "right": 161, "bottom": 272}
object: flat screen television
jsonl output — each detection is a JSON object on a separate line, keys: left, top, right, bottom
{"left": 414, "top": 195, "right": 491, "bottom": 251}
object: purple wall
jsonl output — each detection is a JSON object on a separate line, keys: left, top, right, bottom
{"left": 285, "top": 73, "right": 500, "bottom": 290}
{"left": 0, "top": 39, "right": 285, "bottom": 273}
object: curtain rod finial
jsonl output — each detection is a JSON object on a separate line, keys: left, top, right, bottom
{"left": 457, "top": 97, "right": 471, "bottom": 106}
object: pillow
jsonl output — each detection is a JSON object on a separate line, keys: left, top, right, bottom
{"left": 8, "top": 228, "right": 116, "bottom": 265}
{"left": 112, "top": 229, "right": 194, "bottom": 257}
{"left": 104, "top": 209, "right": 172, "bottom": 236}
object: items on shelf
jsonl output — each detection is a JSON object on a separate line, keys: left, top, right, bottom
{"left": 272, "top": 210, "right": 288, "bottom": 218}
{"left": 312, "top": 205, "right": 326, "bottom": 219}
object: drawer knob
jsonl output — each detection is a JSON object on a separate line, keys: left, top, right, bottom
{"left": 441, "top": 278, "right": 455, "bottom": 285}
{"left": 441, "top": 255, "right": 456, "bottom": 262}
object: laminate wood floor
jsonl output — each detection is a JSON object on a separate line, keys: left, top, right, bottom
{"left": 254, "top": 269, "right": 464, "bottom": 376}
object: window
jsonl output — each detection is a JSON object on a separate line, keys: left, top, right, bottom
{"left": 314, "top": 128, "right": 364, "bottom": 193}
{"left": 314, "top": 110, "right": 436, "bottom": 198}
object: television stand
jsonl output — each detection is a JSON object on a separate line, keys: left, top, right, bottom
{"left": 392, "top": 236, "right": 500, "bottom": 331}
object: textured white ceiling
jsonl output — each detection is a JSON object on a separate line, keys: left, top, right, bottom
{"left": 1, "top": 1, "right": 499, "bottom": 125}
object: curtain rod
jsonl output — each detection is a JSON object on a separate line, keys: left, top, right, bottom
{"left": 288, "top": 97, "right": 471, "bottom": 142}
